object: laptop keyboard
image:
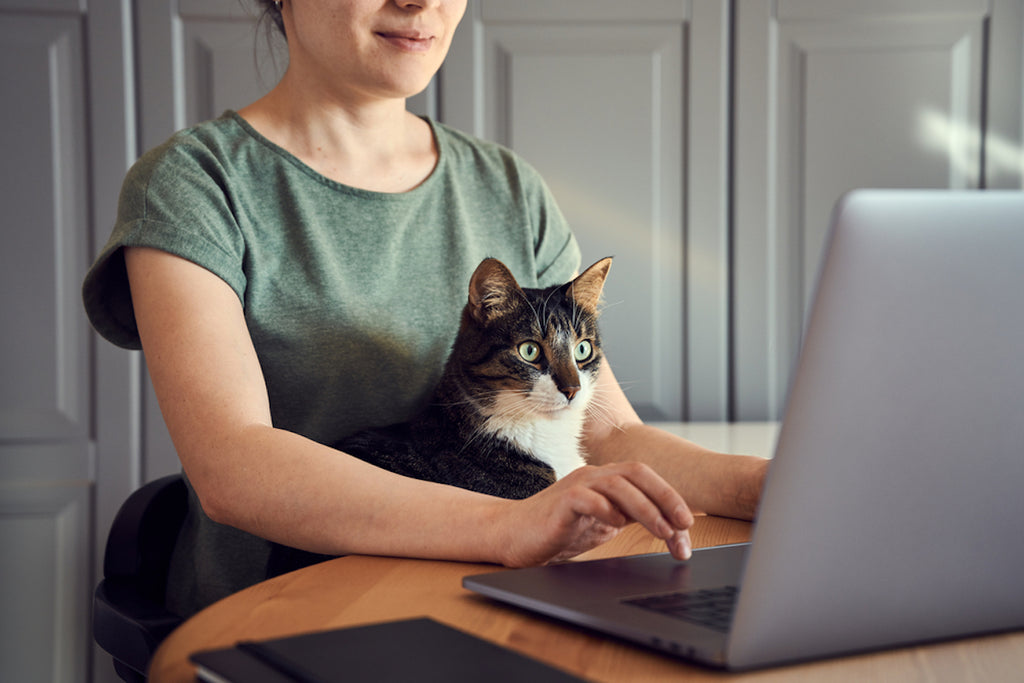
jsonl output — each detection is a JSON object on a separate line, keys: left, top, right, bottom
{"left": 623, "top": 586, "right": 739, "bottom": 633}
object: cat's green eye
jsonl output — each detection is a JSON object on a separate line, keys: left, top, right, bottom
{"left": 518, "top": 341, "right": 542, "bottom": 363}
{"left": 574, "top": 340, "right": 593, "bottom": 362}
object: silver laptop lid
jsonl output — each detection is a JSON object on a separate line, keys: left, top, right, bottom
{"left": 728, "top": 190, "right": 1024, "bottom": 668}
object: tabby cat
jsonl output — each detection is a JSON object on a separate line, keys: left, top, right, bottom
{"left": 335, "top": 256, "right": 612, "bottom": 500}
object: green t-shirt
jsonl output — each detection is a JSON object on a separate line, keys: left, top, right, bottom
{"left": 83, "top": 112, "right": 580, "bottom": 615}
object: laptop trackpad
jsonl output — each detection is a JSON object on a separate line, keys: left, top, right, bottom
{"left": 517, "top": 543, "right": 749, "bottom": 603}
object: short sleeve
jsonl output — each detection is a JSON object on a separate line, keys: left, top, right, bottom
{"left": 517, "top": 158, "right": 582, "bottom": 286}
{"left": 82, "top": 134, "right": 247, "bottom": 349}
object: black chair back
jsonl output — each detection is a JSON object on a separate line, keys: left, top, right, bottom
{"left": 93, "top": 474, "right": 187, "bottom": 682}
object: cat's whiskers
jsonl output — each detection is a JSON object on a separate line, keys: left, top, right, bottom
{"left": 432, "top": 388, "right": 510, "bottom": 410}
{"left": 479, "top": 375, "right": 594, "bottom": 478}
{"left": 434, "top": 382, "right": 531, "bottom": 458}
{"left": 480, "top": 389, "right": 539, "bottom": 425}
{"left": 456, "top": 424, "right": 499, "bottom": 460}
{"left": 583, "top": 389, "right": 625, "bottom": 433}
{"left": 459, "top": 391, "right": 539, "bottom": 459}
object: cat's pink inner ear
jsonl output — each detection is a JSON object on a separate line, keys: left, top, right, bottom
{"left": 569, "top": 257, "right": 612, "bottom": 311}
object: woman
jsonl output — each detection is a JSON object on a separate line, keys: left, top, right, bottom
{"left": 84, "top": 0, "right": 767, "bottom": 618}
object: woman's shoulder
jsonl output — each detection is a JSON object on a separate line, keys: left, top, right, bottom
{"left": 429, "top": 118, "right": 544, "bottom": 186}
{"left": 127, "top": 112, "right": 253, "bottom": 182}
{"left": 430, "top": 119, "right": 508, "bottom": 155}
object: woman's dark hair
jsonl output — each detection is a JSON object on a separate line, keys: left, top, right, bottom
{"left": 247, "top": 0, "right": 287, "bottom": 85}
{"left": 253, "top": 0, "right": 286, "bottom": 39}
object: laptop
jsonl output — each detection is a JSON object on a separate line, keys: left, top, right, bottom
{"left": 464, "top": 189, "right": 1024, "bottom": 670}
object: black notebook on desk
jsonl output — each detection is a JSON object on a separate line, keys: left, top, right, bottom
{"left": 190, "top": 617, "right": 586, "bottom": 683}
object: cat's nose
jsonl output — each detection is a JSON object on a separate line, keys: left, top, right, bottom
{"left": 559, "top": 385, "right": 580, "bottom": 401}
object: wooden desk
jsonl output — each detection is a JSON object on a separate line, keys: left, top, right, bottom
{"left": 149, "top": 515, "right": 1024, "bottom": 683}
{"left": 149, "top": 424, "right": 1024, "bottom": 681}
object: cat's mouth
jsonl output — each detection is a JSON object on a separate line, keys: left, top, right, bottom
{"left": 530, "top": 399, "right": 575, "bottom": 417}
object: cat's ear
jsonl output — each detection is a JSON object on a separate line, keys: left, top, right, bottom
{"left": 468, "top": 258, "right": 523, "bottom": 325}
{"left": 568, "top": 257, "right": 612, "bottom": 311}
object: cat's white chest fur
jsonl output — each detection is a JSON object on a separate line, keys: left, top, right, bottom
{"left": 484, "top": 374, "right": 592, "bottom": 479}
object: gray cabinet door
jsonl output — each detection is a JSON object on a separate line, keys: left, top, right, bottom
{"left": 0, "top": 2, "right": 92, "bottom": 681}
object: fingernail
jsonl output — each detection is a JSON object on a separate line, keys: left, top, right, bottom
{"left": 679, "top": 531, "right": 692, "bottom": 560}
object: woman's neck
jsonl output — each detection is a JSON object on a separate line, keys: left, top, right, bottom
{"left": 237, "top": 79, "right": 438, "bottom": 193}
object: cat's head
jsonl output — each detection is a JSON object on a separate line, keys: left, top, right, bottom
{"left": 451, "top": 257, "right": 612, "bottom": 421}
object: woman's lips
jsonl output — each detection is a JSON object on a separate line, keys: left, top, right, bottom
{"left": 376, "top": 31, "right": 435, "bottom": 53}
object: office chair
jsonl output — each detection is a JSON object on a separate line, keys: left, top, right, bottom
{"left": 94, "top": 474, "right": 188, "bottom": 682}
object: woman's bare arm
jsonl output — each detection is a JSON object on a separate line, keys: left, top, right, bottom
{"left": 582, "top": 359, "right": 768, "bottom": 521}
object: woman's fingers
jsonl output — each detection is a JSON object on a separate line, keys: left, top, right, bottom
{"left": 499, "top": 461, "right": 696, "bottom": 567}
{"left": 558, "top": 463, "right": 695, "bottom": 560}
{"left": 566, "top": 464, "right": 692, "bottom": 531}
{"left": 666, "top": 529, "right": 692, "bottom": 560}
{"left": 559, "top": 479, "right": 628, "bottom": 527}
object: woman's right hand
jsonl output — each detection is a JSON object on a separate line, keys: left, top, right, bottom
{"left": 494, "top": 462, "right": 694, "bottom": 567}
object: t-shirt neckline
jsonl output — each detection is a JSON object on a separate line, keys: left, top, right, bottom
{"left": 224, "top": 109, "right": 444, "bottom": 199}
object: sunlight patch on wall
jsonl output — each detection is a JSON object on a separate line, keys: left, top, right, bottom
{"left": 918, "top": 107, "right": 1024, "bottom": 186}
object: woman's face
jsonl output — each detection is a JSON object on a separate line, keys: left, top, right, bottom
{"left": 283, "top": 0, "right": 468, "bottom": 103}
